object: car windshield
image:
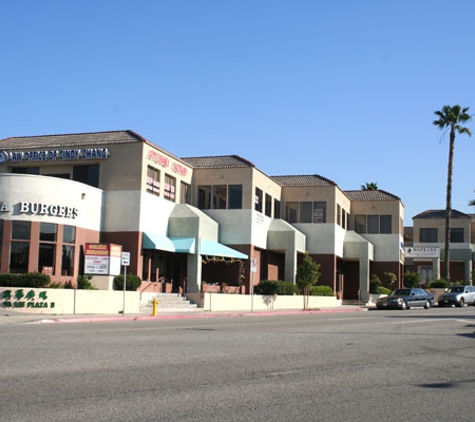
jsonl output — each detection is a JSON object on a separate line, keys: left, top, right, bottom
{"left": 447, "top": 286, "right": 464, "bottom": 293}
{"left": 390, "top": 289, "right": 411, "bottom": 296}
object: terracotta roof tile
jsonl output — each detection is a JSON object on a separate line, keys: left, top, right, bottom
{"left": 344, "top": 190, "right": 401, "bottom": 201}
{"left": 180, "top": 155, "right": 254, "bottom": 169}
{"left": 413, "top": 209, "right": 469, "bottom": 219}
{"left": 271, "top": 174, "right": 337, "bottom": 187}
{"left": 0, "top": 130, "right": 143, "bottom": 149}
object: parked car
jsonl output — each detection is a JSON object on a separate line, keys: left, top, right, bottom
{"left": 376, "top": 288, "right": 434, "bottom": 310}
{"left": 438, "top": 285, "right": 475, "bottom": 307}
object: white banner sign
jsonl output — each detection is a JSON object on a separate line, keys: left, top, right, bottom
{"left": 405, "top": 247, "right": 440, "bottom": 258}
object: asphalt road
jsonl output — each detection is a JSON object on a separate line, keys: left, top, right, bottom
{"left": 1, "top": 307, "right": 475, "bottom": 421}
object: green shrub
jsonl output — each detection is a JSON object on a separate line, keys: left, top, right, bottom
{"left": 77, "top": 275, "right": 95, "bottom": 290}
{"left": 254, "top": 280, "right": 299, "bottom": 295}
{"left": 113, "top": 273, "right": 142, "bottom": 291}
{"left": 309, "top": 285, "right": 334, "bottom": 296}
{"left": 275, "top": 281, "right": 299, "bottom": 295}
{"left": 377, "top": 286, "right": 391, "bottom": 295}
{"left": 254, "top": 280, "right": 278, "bottom": 295}
{"left": 428, "top": 278, "right": 450, "bottom": 288}
{"left": 0, "top": 272, "right": 51, "bottom": 288}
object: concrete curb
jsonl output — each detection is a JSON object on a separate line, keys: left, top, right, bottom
{"left": 28, "top": 306, "right": 368, "bottom": 324}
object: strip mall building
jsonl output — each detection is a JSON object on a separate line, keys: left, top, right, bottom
{"left": 0, "top": 131, "right": 405, "bottom": 302}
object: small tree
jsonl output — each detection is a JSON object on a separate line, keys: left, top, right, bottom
{"left": 384, "top": 271, "right": 397, "bottom": 289}
{"left": 361, "top": 182, "right": 378, "bottom": 191}
{"left": 296, "top": 252, "right": 321, "bottom": 310}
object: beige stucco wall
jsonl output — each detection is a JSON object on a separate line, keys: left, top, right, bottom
{"left": 414, "top": 216, "right": 471, "bottom": 243}
{"left": 190, "top": 166, "right": 282, "bottom": 211}
{"left": 281, "top": 185, "right": 338, "bottom": 223}
{"left": 350, "top": 200, "right": 404, "bottom": 236}
{"left": 187, "top": 292, "right": 342, "bottom": 312}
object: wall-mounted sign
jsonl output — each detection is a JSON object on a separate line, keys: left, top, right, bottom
{"left": 0, "top": 148, "right": 110, "bottom": 165}
{"left": 84, "top": 243, "right": 122, "bottom": 275}
{"left": 19, "top": 201, "right": 78, "bottom": 219}
{"left": 1, "top": 289, "right": 55, "bottom": 309}
{"left": 405, "top": 247, "right": 440, "bottom": 258}
{"left": 147, "top": 150, "right": 188, "bottom": 176}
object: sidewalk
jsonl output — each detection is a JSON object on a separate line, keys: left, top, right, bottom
{"left": 0, "top": 305, "right": 368, "bottom": 325}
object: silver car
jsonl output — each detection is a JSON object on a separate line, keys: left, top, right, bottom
{"left": 438, "top": 285, "right": 475, "bottom": 307}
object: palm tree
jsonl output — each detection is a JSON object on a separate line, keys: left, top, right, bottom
{"left": 361, "top": 182, "right": 378, "bottom": 191}
{"left": 433, "top": 105, "right": 472, "bottom": 281}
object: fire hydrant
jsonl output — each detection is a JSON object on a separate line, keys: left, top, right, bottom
{"left": 152, "top": 298, "right": 159, "bottom": 316}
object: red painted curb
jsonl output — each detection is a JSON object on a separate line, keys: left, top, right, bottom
{"left": 35, "top": 307, "right": 367, "bottom": 324}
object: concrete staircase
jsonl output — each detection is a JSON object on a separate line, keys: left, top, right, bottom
{"left": 140, "top": 293, "right": 199, "bottom": 314}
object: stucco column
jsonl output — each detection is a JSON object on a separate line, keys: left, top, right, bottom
{"left": 186, "top": 254, "right": 201, "bottom": 293}
{"left": 359, "top": 257, "right": 370, "bottom": 303}
{"left": 186, "top": 240, "right": 202, "bottom": 293}
{"left": 465, "top": 259, "right": 472, "bottom": 285}
{"left": 432, "top": 257, "right": 440, "bottom": 281}
{"left": 285, "top": 249, "right": 298, "bottom": 284}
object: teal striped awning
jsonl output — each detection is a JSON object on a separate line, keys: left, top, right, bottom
{"left": 142, "top": 233, "right": 247, "bottom": 259}
{"left": 170, "top": 237, "right": 195, "bottom": 253}
{"left": 200, "top": 238, "right": 248, "bottom": 259}
{"left": 142, "top": 232, "right": 175, "bottom": 252}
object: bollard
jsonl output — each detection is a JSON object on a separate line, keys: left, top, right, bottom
{"left": 152, "top": 298, "right": 159, "bottom": 316}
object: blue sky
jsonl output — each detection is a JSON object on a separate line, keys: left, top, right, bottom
{"left": 1, "top": 0, "right": 475, "bottom": 225}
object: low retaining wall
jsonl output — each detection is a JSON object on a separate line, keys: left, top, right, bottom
{"left": 186, "top": 292, "right": 341, "bottom": 312}
{"left": 0, "top": 287, "right": 140, "bottom": 315}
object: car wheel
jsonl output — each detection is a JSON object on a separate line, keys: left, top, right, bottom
{"left": 458, "top": 298, "right": 465, "bottom": 307}
{"left": 424, "top": 300, "right": 431, "bottom": 309}
{"left": 438, "top": 302, "right": 444, "bottom": 307}
{"left": 400, "top": 300, "right": 407, "bottom": 310}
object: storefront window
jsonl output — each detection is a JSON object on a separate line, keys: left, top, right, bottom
{"left": 10, "top": 242, "right": 29, "bottom": 273}
{"left": 198, "top": 186, "right": 211, "bottom": 209}
{"left": 265, "top": 194, "right": 272, "bottom": 217}
{"left": 38, "top": 222, "right": 57, "bottom": 274}
{"left": 62, "top": 225, "right": 76, "bottom": 276}
{"left": 380, "top": 215, "right": 392, "bottom": 234}
{"left": 213, "top": 185, "right": 227, "bottom": 209}
{"left": 40, "top": 222, "right": 57, "bottom": 241}
{"left": 38, "top": 244, "right": 55, "bottom": 274}
{"left": 63, "top": 225, "right": 76, "bottom": 244}
{"left": 420, "top": 228, "right": 438, "bottom": 243}
{"left": 255, "top": 188, "right": 263, "bottom": 213}
{"left": 300, "top": 202, "right": 312, "bottom": 223}
{"left": 146, "top": 166, "right": 160, "bottom": 196}
{"left": 164, "top": 174, "right": 176, "bottom": 202}
{"left": 228, "top": 185, "right": 242, "bottom": 209}
{"left": 62, "top": 245, "right": 75, "bottom": 276}
{"left": 313, "top": 202, "right": 326, "bottom": 223}
{"left": 12, "top": 221, "right": 30, "bottom": 240}
{"left": 450, "top": 227, "right": 464, "bottom": 243}
{"left": 367, "top": 215, "right": 379, "bottom": 234}
{"left": 274, "top": 199, "right": 281, "bottom": 219}
{"left": 73, "top": 164, "right": 99, "bottom": 188}
{"left": 355, "top": 215, "right": 366, "bottom": 233}
{"left": 286, "top": 202, "right": 298, "bottom": 223}
{"left": 12, "top": 167, "right": 39, "bottom": 175}
{"left": 180, "top": 182, "right": 191, "bottom": 204}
